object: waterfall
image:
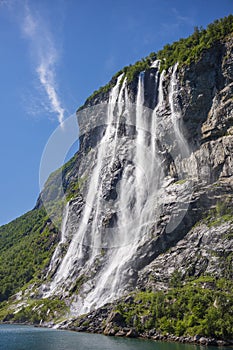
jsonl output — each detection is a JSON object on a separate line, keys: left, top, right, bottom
{"left": 76, "top": 70, "right": 164, "bottom": 314}
{"left": 165, "top": 63, "right": 192, "bottom": 234}
{"left": 151, "top": 66, "right": 163, "bottom": 157}
{"left": 169, "top": 63, "right": 189, "bottom": 157}
{"left": 46, "top": 202, "right": 69, "bottom": 275}
{"left": 135, "top": 72, "right": 146, "bottom": 219}
{"left": 43, "top": 62, "right": 189, "bottom": 315}
{"left": 112, "top": 77, "right": 127, "bottom": 159}
{"left": 44, "top": 74, "right": 124, "bottom": 296}
{"left": 76, "top": 77, "right": 133, "bottom": 313}
{"left": 60, "top": 202, "right": 69, "bottom": 244}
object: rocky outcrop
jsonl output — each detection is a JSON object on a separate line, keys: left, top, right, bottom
{"left": 36, "top": 36, "right": 233, "bottom": 310}
{"left": 62, "top": 297, "right": 231, "bottom": 346}
{"left": 8, "top": 35, "right": 233, "bottom": 342}
{"left": 138, "top": 219, "right": 233, "bottom": 291}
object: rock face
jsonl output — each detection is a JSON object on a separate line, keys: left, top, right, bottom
{"left": 37, "top": 36, "right": 233, "bottom": 318}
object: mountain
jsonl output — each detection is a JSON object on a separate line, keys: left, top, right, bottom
{"left": 0, "top": 15, "right": 233, "bottom": 343}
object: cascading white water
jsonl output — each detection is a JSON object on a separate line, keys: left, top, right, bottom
{"left": 46, "top": 202, "right": 69, "bottom": 274}
{"left": 164, "top": 63, "right": 191, "bottom": 234}
{"left": 151, "top": 64, "right": 163, "bottom": 161}
{"left": 44, "top": 62, "right": 189, "bottom": 315}
{"left": 44, "top": 74, "right": 124, "bottom": 295}
{"left": 76, "top": 70, "right": 164, "bottom": 314}
{"left": 169, "top": 63, "right": 189, "bottom": 157}
{"left": 45, "top": 67, "right": 162, "bottom": 306}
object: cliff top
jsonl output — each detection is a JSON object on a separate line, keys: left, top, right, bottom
{"left": 79, "top": 14, "right": 233, "bottom": 111}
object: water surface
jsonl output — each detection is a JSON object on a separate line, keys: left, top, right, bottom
{"left": 0, "top": 325, "right": 230, "bottom": 350}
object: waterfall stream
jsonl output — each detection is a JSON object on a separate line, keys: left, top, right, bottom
{"left": 169, "top": 63, "right": 189, "bottom": 157}
{"left": 43, "top": 63, "right": 189, "bottom": 315}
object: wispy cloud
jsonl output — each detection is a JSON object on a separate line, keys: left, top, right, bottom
{"left": 0, "top": 0, "right": 9, "bottom": 7}
{"left": 105, "top": 55, "right": 117, "bottom": 72}
{"left": 160, "top": 7, "right": 195, "bottom": 39}
{"left": 172, "top": 8, "right": 195, "bottom": 27}
{"left": 21, "top": 3, "right": 65, "bottom": 125}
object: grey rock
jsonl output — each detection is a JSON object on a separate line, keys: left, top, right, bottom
{"left": 106, "top": 311, "right": 125, "bottom": 327}
{"left": 115, "top": 330, "right": 127, "bottom": 337}
{"left": 199, "top": 337, "right": 209, "bottom": 345}
{"left": 25, "top": 35, "right": 233, "bottom": 341}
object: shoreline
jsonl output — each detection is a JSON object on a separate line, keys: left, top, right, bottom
{"left": 66, "top": 326, "right": 233, "bottom": 347}
{"left": 1, "top": 321, "right": 233, "bottom": 347}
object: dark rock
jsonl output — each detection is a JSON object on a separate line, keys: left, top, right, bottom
{"left": 217, "top": 340, "right": 229, "bottom": 346}
{"left": 199, "top": 337, "right": 209, "bottom": 345}
{"left": 124, "top": 296, "right": 134, "bottom": 304}
{"left": 148, "top": 329, "right": 156, "bottom": 336}
{"left": 29, "top": 34, "right": 233, "bottom": 344}
{"left": 103, "top": 327, "right": 117, "bottom": 336}
{"left": 115, "top": 330, "right": 127, "bottom": 337}
{"left": 126, "top": 329, "right": 138, "bottom": 338}
{"left": 106, "top": 311, "right": 125, "bottom": 327}
{"left": 193, "top": 334, "right": 201, "bottom": 342}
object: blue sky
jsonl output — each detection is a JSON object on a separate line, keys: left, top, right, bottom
{"left": 0, "top": 0, "right": 232, "bottom": 225}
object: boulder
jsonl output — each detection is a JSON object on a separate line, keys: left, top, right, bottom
{"left": 126, "top": 329, "right": 138, "bottom": 338}
{"left": 115, "top": 330, "right": 127, "bottom": 337}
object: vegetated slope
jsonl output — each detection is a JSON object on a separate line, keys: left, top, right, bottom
{"left": 0, "top": 15, "right": 233, "bottom": 342}
{"left": 0, "top": 152, "right": 81, "bottom": 303}
{"left": 0, "top": 208, "right": 55, "bottom": 302}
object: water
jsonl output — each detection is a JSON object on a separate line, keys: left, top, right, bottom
{"left": 47, "top": 202, "right": 70, "bottom": 275}
{"left": 42, "top": 63, "right": 191, "bottom": 315}
{"left": 169, "top": 63, "right": 189, "bottom": 157}
{"left": 0, "top": 325, "right": 229, "bottom": 350}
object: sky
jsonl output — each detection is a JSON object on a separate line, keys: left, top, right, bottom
{"left": 0, "top": 0, "right": 232, "bottom": 226}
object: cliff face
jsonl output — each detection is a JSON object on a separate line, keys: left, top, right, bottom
{"left": 1, "top": 34, "right": 233, "bottom": 331}
{"left": 138, "top": 38, "right": 233, "bottom": 291}
{"left": 34, "top": 36, "right": 233, "bottom": 318}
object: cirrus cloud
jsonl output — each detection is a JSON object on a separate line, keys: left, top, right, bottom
{"left": 22, "top": 2, "right": 65, "bottom": 126}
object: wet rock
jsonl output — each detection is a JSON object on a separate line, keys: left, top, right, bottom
{"left": 103, "top": 327, "right": 117, "bottom": 336}
{"left": 216, "top": 340, "right": 229, "bottom": 346}
{"left": 199, "top": 337, "right": 209, "bottom": 345}
{"left": 115, "top": 329, "right": 127, "bottom": 337}
{"left": 126, "top": 329, "right": 138, "bottom": 338}
{"left": 36, "top": 35, "right": 233, "bottom": 339}
{"left": 148, "top": 329, "right": 156, "bottom": 337}
{"left": 193, "top": 335, "right": 201, "bottom": 342}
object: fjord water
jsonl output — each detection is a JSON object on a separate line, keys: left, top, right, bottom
{"left": 0, "top": 325, "right": 229, "bottom": 350}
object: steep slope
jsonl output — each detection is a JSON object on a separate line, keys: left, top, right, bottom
{"left": 39, "top": 33, "right": 233, "bottom": 314}
{"left": 64, "top": 32, "right": 233, "bottom": 341}
{"left": 0, "top": 15, "right": 233, "bottom": 341}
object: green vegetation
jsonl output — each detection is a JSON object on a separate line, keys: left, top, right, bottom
{"left": 66, "top": 175, "right": 87, "bottom": 202}
{"left": 83, "top": 15, "right": 233, "bottom": 106}
{"left": 0, "top": 208, "right": 59, "bottom": 302}
{"left": 0, "top": 298, "right": 67, "bottom": 324}
{"left": 158, "top": 15, "right": 233, "bottom": 70}
{"left": 204, "top": 200, "right": 233, "bottom": 227}
{"left": 0, "top": 152, "right": 84, "bottom": 303}
{"left": 0, "top": 15, "right": 233, "bottom": 332}
{"left": 114, "top": 277, "right": 233, "bottom": 339}
{"left": 174, "top": 179, "right": 187, "bottom": 185}
{"left": 121, "top": 52, "right": 157, "bottom": 83}
{"left": 84, "top": 52, "right": 156, "bottom": 104}
{"left": 69, "top": 275, "right": 86, "bottom": 295}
